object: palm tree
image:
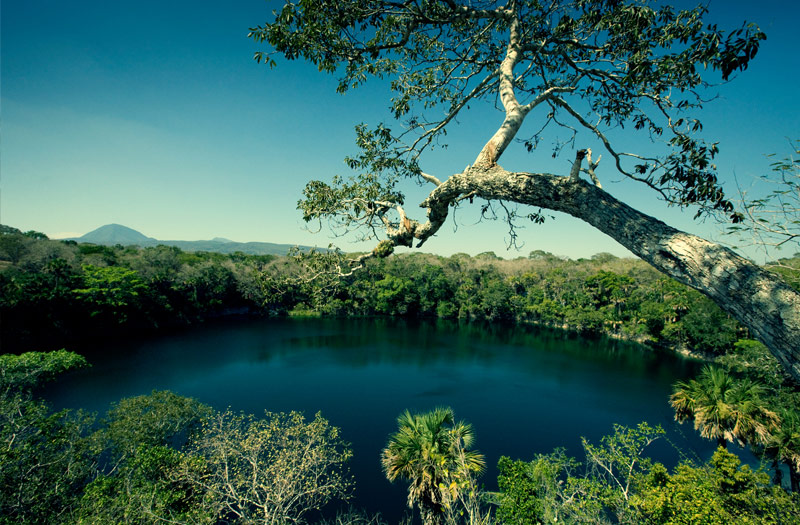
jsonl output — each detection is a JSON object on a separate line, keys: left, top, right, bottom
{"left": 381, "top": 407, "right": 485, "bottom": 525}
{"left": 765, "top": 408, "right": 800, "bottom": 492}
{"left": 670, "top": 365, "right": 779, "bottom": 449}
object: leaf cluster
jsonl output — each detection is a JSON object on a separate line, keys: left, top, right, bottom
{"left": 670, "top": 365, "right": 780, "bottom": 448}
{"left": 255, "top": 0, "right": 766, "bottom": 234}
{"left": 497, "top": 423, "right": 800, "bottom": 524}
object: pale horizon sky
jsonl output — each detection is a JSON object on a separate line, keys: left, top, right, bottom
{"left": 2, "top": 1, "right": 798, "bottom": 260}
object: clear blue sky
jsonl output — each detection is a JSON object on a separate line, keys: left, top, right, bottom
{"left": 2, "top": 1, "right": 798, "bottom": 260}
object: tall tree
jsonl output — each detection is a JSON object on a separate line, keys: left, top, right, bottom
{"left": 381, "top": 407, "right": 485, "bottom": 525}
{"left": 251, "top": 0, "right": 800, "bottom": 381}
{"left": 765, "top": 406, "right": 800, "bottom": 492}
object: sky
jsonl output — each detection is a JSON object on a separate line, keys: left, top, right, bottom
{"left": 2, "top": 0, "right": 798, "bottom": 260}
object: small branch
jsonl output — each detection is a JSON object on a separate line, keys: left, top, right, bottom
{"left": 584, "top": 148, "right": 602, "bottom": 188}
{"left": 419, "top": 172, "right": 442, "bottom": 186}
{"left": 408, "top": 70, "right": 499, "bottom": 156}
{"left": 455, "top": 190, "right": 478, "bottom": 204}
{"left": 569, "top": 149, "right": 586, "bottom": 182}
{"left": 549, "top": 96, "right": 666, "bottom": 196}
{"left": 521, "top": 85, "right": 576, "bottom": 113}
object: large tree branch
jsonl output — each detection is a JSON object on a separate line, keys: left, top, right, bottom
{"left": 262, "top": 0, "right": 786, "bottom": 377}
{"left": 413, "top": 166, "right": 800, "bottom": 381}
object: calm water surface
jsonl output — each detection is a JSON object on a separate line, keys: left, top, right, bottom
{"left": 46, "top": 317, "right": 715, "bottom": 521}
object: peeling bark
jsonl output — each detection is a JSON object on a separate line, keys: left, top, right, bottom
{"left": 414, "top": 166, "right": 800, "bottom": 382}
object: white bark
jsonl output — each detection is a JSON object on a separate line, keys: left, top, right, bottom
{"left": 472, "top": 14, "right": 574, "bottom": 169}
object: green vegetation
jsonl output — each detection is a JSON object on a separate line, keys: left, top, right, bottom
{"left": 693, "top": 340, "right": 800, "bottom": 493}
{"left": 636, "top": 449, "right": 799, "bottom": 524}
{"left": 0, "top": 226, "right": 275, "bottom": 350}
{"left": 177, "top": 409, "right": 353, "bottom": 524}
{"left": 497, "top": 425, "right": 800, "bottom": 524}
{"left": 249, "top": 0, "right": 800, "bottom": 385}
{"left": 0, "top": 350, "right": 93, "bottom": 523}
{"left": 0, "top": 351, "right": 353, "bottom": 524}
{"left": 381, "top": 408, "right": 487, "bottom": 525}
{"left": 2, "top": 351, "right": 799, "bottom": 523}
{"left": 3, "top": 0, "right": 800, "bottom": 518}
{"left": 77, "top": 391, "right": 214, "bottom": 525}
{"left": 670, "top": 366, "right": 779, "bottom": 449}
{"left": 7, "top": 224, "right": 794, "bottom": 363}
{"left": 5, "top": 225, "right": 800, "bottom": 520}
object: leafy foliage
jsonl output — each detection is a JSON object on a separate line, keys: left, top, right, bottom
{"left": 497, "top": 449, "right": 582, "bottom": 524}
{"left": 0, "top": 235, "right": 278, "bottom": 351}
{"left": 80, "top": 395, "right": 212, "bottom": 524}
{"left": 710, "top": 339, "right": 800, "bottom": 493}
{"left": 72, "top": 265, "right": 148, "bottom": 323}
{"left": 78, "top": 445, "right": 213, "bottom": 525}
{"left": 724, "top": 140, "right": 800, "bottom": 262}
{"left": 670, "top": 365, "right": 779, "bottom": 448}
{"left": 248, "top": 1, "right": 800, "bottom": 384}
{"left": 0, "top": 349, "right": 87, "bottom": 396}
{"left": 2, "top": 349, "right": 798, "bottom": 523}
{"left": 0, "top": 232, "right": 759, "bottom": 360}
{"left": 250, "top": 0, "right": 766, "bottom": 255}
{"left": 496, "top": 424, "right": 800, "bottom": 524}
{"left": 1, "top": 351, "right": 355, "bottom": 524}
{"left": 636, "top": 448, "right": 800, "bottom": 524}
{"left": 581, "top": 422, "right": 665, "bottom": 522}
{"left": 99, "top": 390, "right": 212, "bottom": 466}
{"left": 0, "top": 351, "right": 94, "bottom": 524}
{"left": 179, "top": 409, "right": 354, "bottom": 524}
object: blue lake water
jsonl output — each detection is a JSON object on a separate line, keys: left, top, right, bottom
{"left": 45, "top": 317, "right": 717, "bottom": 521}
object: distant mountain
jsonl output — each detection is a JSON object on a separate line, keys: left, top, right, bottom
{"left": 78, "top": 224, "right": 157, "bottom": 246}
{"left": 70, "top": 224, "right": 317, "bottom": 256}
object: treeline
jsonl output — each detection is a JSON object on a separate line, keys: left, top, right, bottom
{"left": 0, "top": 225, "right": 276, "bottom": 350}
{"left": 278, "top": 250, "right": 748, "bottom": 356}
{"left": 2, "top": 351, "right": 798, "bottom": 525}
{"left": 3, "top": 224, "right": 799, "bottom": 358}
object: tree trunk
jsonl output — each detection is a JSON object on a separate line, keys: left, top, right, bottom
{"left": 419, "top": 500, "right": 444, "bottom": 525}
{"left": 772, "top": 458, "right": 784, "bottom": 488}
{"left": 788, "top": 461, "right": 800, "bottom": 493}
{"left": 419, "top": 167, "right": 800, "bottom": 382}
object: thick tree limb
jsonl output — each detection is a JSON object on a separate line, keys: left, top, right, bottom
{"left": 414, "top": 167, "right": 800, "bottom": 381}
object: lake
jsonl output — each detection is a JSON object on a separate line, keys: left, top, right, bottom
{"left": 45, "top": 317, "right": 716, "bottom": 522}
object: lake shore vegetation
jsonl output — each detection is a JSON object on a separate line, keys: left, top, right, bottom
{"left": 5, "top": 225, "right": 796, "bottom": 363}
{"left": 4, "top": 0, "right": 800, "bottom": 519}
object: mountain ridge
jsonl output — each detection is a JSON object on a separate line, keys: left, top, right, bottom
{"left": 70, "top": 224, "right": 317, "bottom": 256}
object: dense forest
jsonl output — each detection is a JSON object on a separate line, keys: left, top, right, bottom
{"left": 7, "top": 223, "right": 799, "bottom": 356}
{"left": 2, "top": 225, "right": 799, "bottom": 523}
